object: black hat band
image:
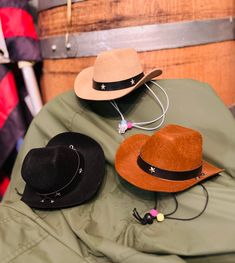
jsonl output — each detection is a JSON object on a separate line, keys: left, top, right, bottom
{"left": 137, "top": 155, "right": 203, "bottom": 181}
{"left": 93, "top": 72, "right": 144, "bottom": 91}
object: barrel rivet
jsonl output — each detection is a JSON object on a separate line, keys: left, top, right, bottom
{"left": 66, "top": 43, "right": 72, "bottom": 50}
{"left": 51, "top": 44, "right": 57, "bottom": 51}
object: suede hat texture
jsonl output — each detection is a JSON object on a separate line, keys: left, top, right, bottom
{"left": 74, "top": 48, "right": 162, "bottom": 101}
{"left": 115, "top": 124, "right": 223, "bottom": 192}
{"left": 21, "top": 132, "right": 105, "bottom": 209}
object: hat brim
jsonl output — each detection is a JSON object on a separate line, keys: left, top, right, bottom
{"left": 22, "top": 132, "right": 105, "bottom": 209}
{"left": 74, "top": 67, "right": 162, "bottom": 101}
{"left": 115, "top": 134, "right": 223, "bottom": 193}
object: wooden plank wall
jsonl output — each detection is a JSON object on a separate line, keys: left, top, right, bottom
{"left": 39, "top": 0, "right": 235, "bottom": 105}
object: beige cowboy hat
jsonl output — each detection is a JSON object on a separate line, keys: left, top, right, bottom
{"left": 74, "top": 48, "right": 162, "bottom": 101}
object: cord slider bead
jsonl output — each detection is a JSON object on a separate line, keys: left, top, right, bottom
{"left": 127, "top": 121, "right": 133, "bottom": 129}
{"left": 143, "top": 213, "right": 154, "bottom": 224}
{"left": 150, "top": 209, "right": 158, "bottom": 217}
{"left": 156, "top": 213, "right": 165, "bottom": 222}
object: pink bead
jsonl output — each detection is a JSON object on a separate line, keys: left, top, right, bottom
{"left": 127, "top": 122, "right": 133, "bottom": 129}
{"left": 150, "top": 209, "right": 158, "bottom": 217}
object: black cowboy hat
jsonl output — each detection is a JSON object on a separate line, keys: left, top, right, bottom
{"left": 21, "top": 132, "right": 105, "bottom": 209}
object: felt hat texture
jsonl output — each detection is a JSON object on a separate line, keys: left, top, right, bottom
{"left": 21, "top": 132, "right": 105, "bottom": 209}
{"left": 74, "top": 48, "right": 162, "bottom": 101}
{"left": 115, "top": 124, "right": 223, "bottom": 192}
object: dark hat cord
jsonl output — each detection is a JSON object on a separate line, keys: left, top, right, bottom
{"left": 133, "top": 184, "right": 209, "bottom": 225}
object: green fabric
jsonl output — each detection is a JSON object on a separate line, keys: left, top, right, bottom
{"left": 1, "top": 79, "right": 235, "bottom": 262}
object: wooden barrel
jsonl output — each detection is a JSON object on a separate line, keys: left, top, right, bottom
{"left": 38, "top": 0, "right": 235, "bottom": 106}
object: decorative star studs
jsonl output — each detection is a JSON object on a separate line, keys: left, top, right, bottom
{"left": 149, "top": 167, "right": 155, "bottom": 173}
{"left": 130, "top": 79, "right": 135, "bottom": 85}
{"left": 101, "top": 84, "right": 106, "bottom": 90}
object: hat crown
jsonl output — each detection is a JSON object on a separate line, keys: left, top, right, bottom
{"left": 140, "top": 125, "right": 203, "bottom": 172}
{"left": 22, "top": 146, "right": 79, "bottom": 194}
{"left": 93, "top": 48, "right": 143, "bottom": 82}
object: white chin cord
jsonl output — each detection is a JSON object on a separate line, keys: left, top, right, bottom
{"left": 110, "top": 80, "right": 169, "bottom": 134}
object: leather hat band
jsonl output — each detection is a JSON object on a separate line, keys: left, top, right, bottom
{"left": 93, "top": 72, "right": 144, "bottom": 91}
{"left": 137, "top": 155, "right": 202, "bottom": 181}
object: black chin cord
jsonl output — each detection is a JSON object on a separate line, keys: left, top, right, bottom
{"left": 133, "top": 184, "right": 209, "bottom": 225}
{"left": 15, "top": 188, "right": 23, "bottom": 196}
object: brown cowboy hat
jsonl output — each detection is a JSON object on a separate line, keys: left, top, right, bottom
{"left": 115, "top": 124, "right": 223, "bottom": 192}
{"left": 74, "top": 48, "right": 162, "bottom": 101}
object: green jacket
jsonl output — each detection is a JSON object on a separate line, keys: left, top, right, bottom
{"left": 1, "top": 79, "right": 235, "bottom": 263}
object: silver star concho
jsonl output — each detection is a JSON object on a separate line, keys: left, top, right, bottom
{"left": 101, "top": 84, "right": 106, "bottom": 90}
{"left": 149, "top": 167, "right": 155, "bottom": 174}
{"left": 130, "top": 79, "right": 135, "bottom": 85}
